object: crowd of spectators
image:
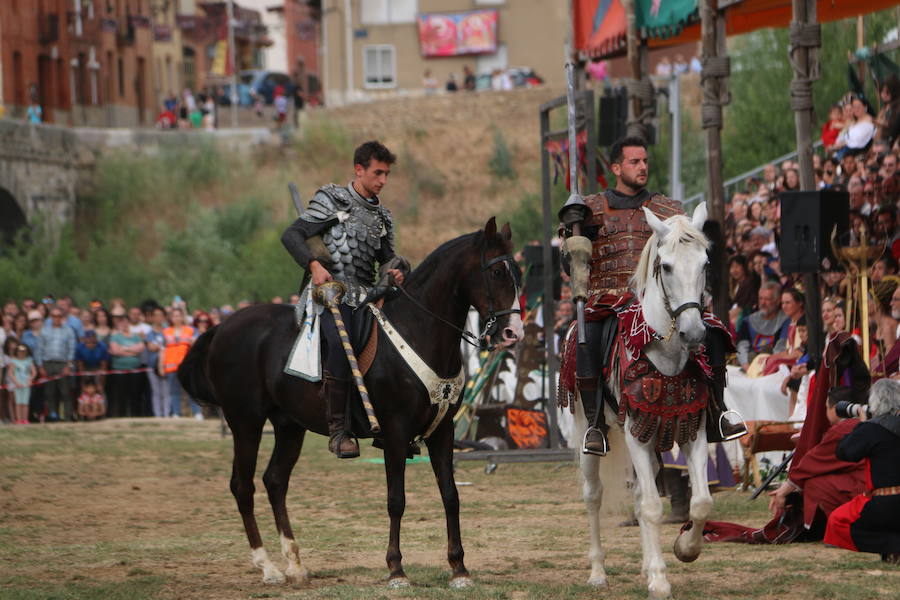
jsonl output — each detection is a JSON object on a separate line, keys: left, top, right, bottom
{"left": 719, "top": 76, "right": 900, "bottom": 386}
{"left": 0, "top": 293, "right": 300, "bottom": 425}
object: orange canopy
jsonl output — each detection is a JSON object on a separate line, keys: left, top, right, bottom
{"left": 577, "top": 0, "right": 900, "bottom": 59}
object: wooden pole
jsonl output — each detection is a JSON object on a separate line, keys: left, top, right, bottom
{"left": 623, "top": 0, "right": 647, "bottom": 138}
{"left": 700, "top": 0, "right": 729, "bottom": 324}
{"left": 790, "top": 0, "right": 824, "bottom": 361}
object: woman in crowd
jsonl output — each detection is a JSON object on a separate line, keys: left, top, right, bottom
{"left": 162, "top": 308, "right": 198, "bottom": 419}
{"left": 834, "top": 96, "right": 876, "bottom": 158}
{"left": 728, "top": 255, "right": 760, "bottom": 333}
{"left": 108, "top": 310, "right": 146, "bottom": 418}
{"left": 92, "top": 308, "right": 112, "bottom": 345}
{"left": 144, "top": 306, "right": 168, "bottom": 418}
{"left": 193, "top": 312, "right": 212, "bottom": 336}
{"left": 783, "top": 168, "right": 800, "bottom": 192}
{"left": 763, "top": 287, "right": 806, "bottom": 375}
{"left": 748, "top": 201, "right": 765, "bottom": 226}
{"left": 11, "top": 313, "right": 26, "bottom": 341}
{"left": 870, "top": 278, "right": 900, "bottom": 378}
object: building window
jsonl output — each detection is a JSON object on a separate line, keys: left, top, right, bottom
{"left": 363, "top": 45, "right": 396, "bottom": 89}
{"left": 118, "top": 57, "right": 125, "bottom": 97}
{"left": 360, "top": 0, "right": 417, "bottom": 25}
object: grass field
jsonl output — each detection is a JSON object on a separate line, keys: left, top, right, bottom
{"left": 0, "top": 419, "right": 897, "bottom": 600}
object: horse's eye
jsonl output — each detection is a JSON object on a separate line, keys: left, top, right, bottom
{"left": 662, "top": 263, "right": 673, "bottom": 274}
{"left": 491, "top": 267, "right": 504, "bottom": 280}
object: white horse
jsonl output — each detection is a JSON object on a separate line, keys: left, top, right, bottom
{"left": 574, "top": 202, "right": 713, "bottom": 600}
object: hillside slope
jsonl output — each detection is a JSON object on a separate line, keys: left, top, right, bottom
{"left": 300, "top": 87, "right": 562, "bottom": 260}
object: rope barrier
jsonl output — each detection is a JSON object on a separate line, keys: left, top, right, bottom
{"left": 1, "top": 366, "right": 153, "bottom": 391}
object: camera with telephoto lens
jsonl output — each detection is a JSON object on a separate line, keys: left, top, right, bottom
{"left": 834, "top": 400, "right": 871, "bottom": 420}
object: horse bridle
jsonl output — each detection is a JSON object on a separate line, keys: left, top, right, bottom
{"left": 396, "top": 251, "right": 519, "bottom": 349}
{"left": 652, "top": 254, "right": 703, "bottom": 337}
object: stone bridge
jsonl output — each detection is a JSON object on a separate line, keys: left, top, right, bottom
{"left": 0, "top": 120, "right": 88, "bottom": 245}
{"left": 0, "top": 120, "right": 276, "bottom": 246}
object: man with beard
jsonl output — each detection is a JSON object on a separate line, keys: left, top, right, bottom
{"left": 558, "top": 136, "right": 746, "bottom": 455}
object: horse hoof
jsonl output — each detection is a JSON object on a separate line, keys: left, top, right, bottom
{"left": 648, "top": 582, "right": 672, "bottom": 600}
{"left": 450, "top": 576, "right": 474, "bottom": 589}
{"left": 673, "top": 537, "right": 700, "bottom": 563}
{"left": 285, "top": 565, "right": 310, "bottom": 585}
{"left": 388, "top": 577, "right": 410, "bottom": 589}
{"left": 587, "top": 576, "right": 608, "bottom": 588}
{"left": 262, "top": 568, "right": 286, "bottom": 585}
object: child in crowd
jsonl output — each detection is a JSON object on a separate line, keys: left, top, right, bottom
{"left": 274, "top": 85, "right": 288, "bottom": 125}
{"left": 77, "top": 378, "right": 106, "bottom": 421}
{"left": 7, "top": 344, "right": 36, "bottom": 424}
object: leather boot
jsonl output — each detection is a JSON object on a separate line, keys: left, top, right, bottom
{"left": 662, "top": 467, "right": 691, "bottom": 524}
{"left": 706, "top": 377, "right": 747, "bottom": 443}
{"left": 325, "top": 376, "right": 359, "bottom": 459}
{"left": 580, "top": 388, "right": 609, "bottom": 456}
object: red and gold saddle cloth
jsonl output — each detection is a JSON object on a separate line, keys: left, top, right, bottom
{"left": 618, "top": 355, "right": 709, "bottom": 452}
{"left": 558, "top": 293, "right": 732, "bottom": 451}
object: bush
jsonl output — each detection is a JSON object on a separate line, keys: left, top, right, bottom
{"left": 488, "top": 128, "right": 516, "bottom": 180}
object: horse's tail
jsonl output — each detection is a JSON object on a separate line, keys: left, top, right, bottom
{"left": 178, "top": 326, "right": 220, "bottom": 407}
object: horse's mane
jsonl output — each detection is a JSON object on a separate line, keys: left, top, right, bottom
{"left": 404, "top": 230, "right": 484, "bottom": 290}
{"left": 630, "top": 215, "right": 710, "bottom": 297}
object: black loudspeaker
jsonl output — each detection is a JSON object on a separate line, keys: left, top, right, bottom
{"left": 779, "top": 190, "right": 849, "bottom": 273}
{"left": 598, "top": 87, "right": 628, "bottom": 147}
{"left": 523, "top": 245, "right": 561, "bottom": 300}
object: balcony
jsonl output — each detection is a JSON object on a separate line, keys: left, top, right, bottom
{"left": 38, "top": 13, "right": 60, "bottom": 45}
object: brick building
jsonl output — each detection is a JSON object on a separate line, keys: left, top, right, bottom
{"left": 0, "top": 0, "right": 157, "bottom": 127}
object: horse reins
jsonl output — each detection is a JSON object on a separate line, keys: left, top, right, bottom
{"left": 395, "top": 252, "right": 519, "bottom": 350}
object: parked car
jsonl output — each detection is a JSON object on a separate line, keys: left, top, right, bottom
{"left": 220, "top": 70, "right": 296, "bottom": 106}
{"left": 473, "top": 67, "right": 544, "bottom": 91}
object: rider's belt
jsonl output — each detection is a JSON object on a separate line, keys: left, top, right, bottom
{"left": 868, "top": 486, "right": 900, "bottom": 497}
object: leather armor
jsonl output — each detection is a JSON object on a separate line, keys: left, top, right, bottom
{"left": 300, "top": 183, "right": 395, "bottom": 307}
{"left": 582, "top": 192, "right": 682, "bottom": 298}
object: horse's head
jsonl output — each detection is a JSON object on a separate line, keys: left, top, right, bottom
{"left": 635, "top": 202, "right": 710, "bottom": 349}
{"left": 463, "top": 217, "right": 523, "bottom": 348}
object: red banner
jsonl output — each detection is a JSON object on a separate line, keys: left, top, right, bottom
{"left": 417, "top": 9, "right": 497, "bottom": 58}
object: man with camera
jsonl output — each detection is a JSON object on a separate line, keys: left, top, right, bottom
{"left": 767, "top": 388, "right": 869, "bottom": 529}
{"left": 825, "top": 379, "right": 900, "bottom": 564}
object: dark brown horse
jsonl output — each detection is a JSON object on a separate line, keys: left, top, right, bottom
{"left": 178, "top": 218, "right": 521, "bottom": 588}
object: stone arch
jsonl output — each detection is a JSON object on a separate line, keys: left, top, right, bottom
{"left": 0, "top": 187, "right": 26, "bottom": 246}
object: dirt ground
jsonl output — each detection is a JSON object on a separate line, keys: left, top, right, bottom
{"left": 0, "top": 419, "right": 897, "bottom": 600}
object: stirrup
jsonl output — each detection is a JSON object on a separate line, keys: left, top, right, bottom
{"left": 330, "top": 433, "right": 360, "bottom": 459}
{"left": 718, "top": 409, "right": 748, "bottom": 441}
{"left": 582, "top": 427, "right": 609, "bottom": 456}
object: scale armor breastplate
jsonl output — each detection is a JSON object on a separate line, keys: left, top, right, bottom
{"left": 583, "top": 192, "right": 682, "bottom": 297}
{"left": 300, "top": 183, "right": 394, "bottom": 307}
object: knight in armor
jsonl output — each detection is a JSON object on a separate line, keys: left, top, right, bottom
{"left": 558, "top": 136, "right": 747, "bottom": 456}
{"left": 282, "top": 141, "right": 408, "bottom": 458}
